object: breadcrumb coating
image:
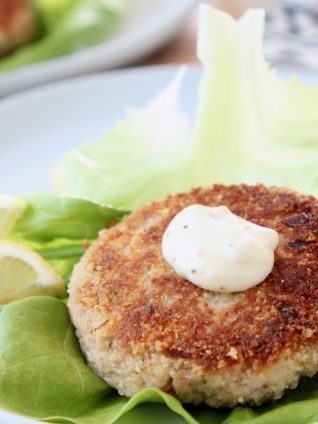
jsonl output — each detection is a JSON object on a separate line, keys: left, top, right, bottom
{"left": 68, "top": 184, "right": 318, "bottom": 407}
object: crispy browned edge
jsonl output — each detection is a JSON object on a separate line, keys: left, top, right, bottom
{"left": 72, "top": 184, "right": 318, "bottom": 372}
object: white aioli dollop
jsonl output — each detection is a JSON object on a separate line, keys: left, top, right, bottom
{"left": 162, "top": 205, "right": 279, "bottom": 293}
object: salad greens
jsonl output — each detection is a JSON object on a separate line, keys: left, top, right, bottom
{"left": 189, "top": 7, "right": 318, "bottom": 192}
{"left": 3, "top": 296, "right": 318, "bottom": 424}
{"left": 0, "top": 296, "right": 196, "bottom": 424}
{"left": 3, "top": 4, "right": 318, "bottom": 424}
{"left": 9, "top": 194, "right": 126, "bottom": 279}
{"left": 52, "top": 5, "right": 318, "bottom": 211}
{"left": 0, "top": 0, "right": 127, "bottom": 72}
{"left": 51, "top": 68, "right": 191, "bottom": 210}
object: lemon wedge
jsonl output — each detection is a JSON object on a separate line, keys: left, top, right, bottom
{"left": 0, "top": 241, "right": 65, "bottom": 304}
{"left": 0, "top": 194, "right": 27, "bottom": 238}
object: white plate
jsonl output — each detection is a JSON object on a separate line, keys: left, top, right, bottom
{"left": 0, "top": 65, "right": 200, "bottom": 195}
{"left": 0, "top": 0, "right": 197, "bottom": 97}
{"left": 0, "top": 65, "right": 318, "bottom": 424}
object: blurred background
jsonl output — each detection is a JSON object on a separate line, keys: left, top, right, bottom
{"left": 0, "top": 0, "right": 317, "bottom": 96}
{"left": 148, "top": 0, "right": 318, "bottom": 71}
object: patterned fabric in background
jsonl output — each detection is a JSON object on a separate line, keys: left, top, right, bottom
{"left": 264, "top": 0, "right": 318, "bottom": 70}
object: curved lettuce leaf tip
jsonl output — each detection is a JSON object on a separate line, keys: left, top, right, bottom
{"left": 51, "top": 5, "right": 318, "bottom": 211}
{"left": 8, "top": 194, "right": 126, "bottom": 280}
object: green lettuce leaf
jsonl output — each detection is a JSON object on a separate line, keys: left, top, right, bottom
{"left": 0, "top": 297, "right": 109, "bottom": 420}
{"left": 189, "top": 6, "right": 318, "bottom": 192}
{"left": 2, "top": 297, "right": 318, "bottom": 424}
{"left": 0, "top": 297, "right": 197, "bottom": 424}
{"left": 35, "top": 0, "right": 78, "bottom": 32}
{"left": 51, "top": 5, "right": 318, "bottom": 211}
{"left": 9, "top": 194, "right": 126, "bottom": 279}
{"left": 0, "top": 0, "right": 127, "bottom": 72}
{"left": 51, "top": 68, "right": 192, "bottom": 210}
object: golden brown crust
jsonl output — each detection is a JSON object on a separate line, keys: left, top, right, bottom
{"left": 70, "top": 184, "right": 318, "bottom": 372}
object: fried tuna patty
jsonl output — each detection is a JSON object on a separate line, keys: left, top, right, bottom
{"left": 68, "top": 184, "right": 318, "bottom": 407}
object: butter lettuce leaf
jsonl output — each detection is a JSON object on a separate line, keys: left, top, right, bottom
{"left": 8, "top": 194, "right": 126, "bottom": 279}
{"left": 0, "top": 0, "right": 127, "bottom": 72}
{"left": 2, "top": 297, "right": 318, "bottom": 424}
{"left": 51, "top": 68, "right": 192, "bottom": 210}
{"left": 189, "top": 6, "right": 318, "bottom": 192}
{"left": 52, "top": 5, "right": 318, "bottom": 211}
{"left": 0, "top": 297, "right": 110, "bottom": 420}
{"left": 0, "top": 297, "right": 198, "bottom": 424}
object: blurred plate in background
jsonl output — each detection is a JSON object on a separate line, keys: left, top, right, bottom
{"left": 0, "top": 0, "right": 197, "bottom": 97}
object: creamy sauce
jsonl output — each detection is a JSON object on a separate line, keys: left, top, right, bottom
{"left": 162, "top": 205, "right": 279, "bottom": 293}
